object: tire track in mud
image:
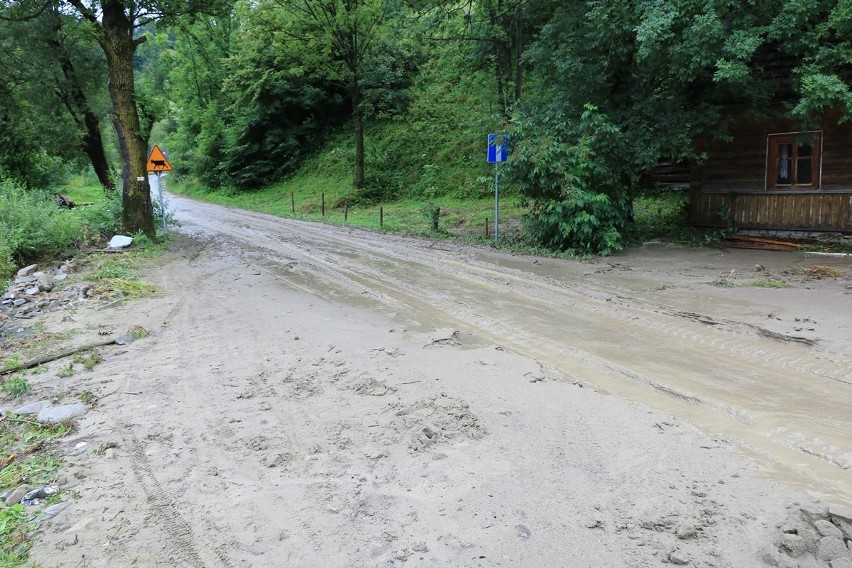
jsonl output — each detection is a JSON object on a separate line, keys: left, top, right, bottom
{"left": 208, "top": 214, "right": 852, "bottom": 383}
{"left": 172, "top": 197, "right": 852, "bottom": 500}
{"left": 123, "top": 426, "right": 233, "bottom": 568}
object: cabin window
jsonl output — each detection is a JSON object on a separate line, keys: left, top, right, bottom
{"left": 766, "top": 132, "right": 821, "bottom": 190}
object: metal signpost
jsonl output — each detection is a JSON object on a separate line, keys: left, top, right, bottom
{"left": 146, "top": 145, "right": 174, "bottom": 235}
{"left": 487, "top": 134, "right": 509, "bottom": 242}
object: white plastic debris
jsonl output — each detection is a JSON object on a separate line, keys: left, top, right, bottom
{"left": 108, "top": 235, "right": 133, "bottom": 249}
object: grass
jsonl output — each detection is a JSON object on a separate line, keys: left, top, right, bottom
{"left": 0, "top": 416, "right": 66, "bottom": 568}
{"left": 0, "top": 504, "right": 33, "bottom": 566}
{"left": 56, "top": 363, "right": 74, "bottom": 379}
{"left": 0, "top": 419, "right": 69, "bottom": 493}
{"left": 795, "top": 265, "right": 845, "bottom": 278}
{"left": 630, "top": 190, "right": 691, "bottom": 243}
{"left": 1, "top": 378, "right": 30, "bottom": 397}
{"left": 72, "top": 350, "right": 103, "bottom": 372}
{"left": 172, "top": 175, "right": 527, "bottom": 242}
{"left": 172, "top": 166, "right": 704, "bottom": 256}
{"left": 85, "top": 254, "right": 156, "bottom": 301}
{"left": 749, "top": 278, "right": 791, "bottom": 288}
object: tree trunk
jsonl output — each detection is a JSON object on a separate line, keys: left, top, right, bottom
{"left": 353, "top": 85, "right": 365, "bottom": 189}
{"left": 47, "top": 8, "right": 115, "bottom": 191}
{"left": 514, "top": 5, "right": 522, "bottom": 103}
{"left": 81, "top": 120, "right": 115, "bottom": 191}
{"left": 99, "top": 1, "right": 155, "bottom": 237}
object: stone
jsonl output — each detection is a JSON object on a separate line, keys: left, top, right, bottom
{"left": 13, "top": 400, "right": 51, "bottom": 415}
{"left": 829, "top": 505, "right": 852, "bottom": 540}
{"left": 830, "top": 558, "right": 852, "bottom": 568}
{"left": 795, "top": 552, "right": 823, "bottom": 568}
{"left": 37, "top": 403, "right": 89, "bottom": 424}
{"left": 16, "top": 264, "right": 38, "bottom": 277}
{"left": 815, "top": 519, "right": 844, "bottom": 539}
{"left": 42, "top": 502, "right": 70, "bottom": 519}
{"left": 4, "top": 484, "right": 32, "bottom": 506}
{"left": 817, "top": 537, "right": 849, "bottom": 562}
{"left": 668, "top": 549, "right": 690, "bottom": 565}
{"left": 12, "top": 298, "right": 26, "bottom": 307}
{"left": 265, "top": 453, "right": 288, "bottom": 468}
{"left": 781, "top": 533, "right": 808, "bottom": 557}
{"left": 114, "top": 333, "right": 136, "bottom": 345}
{"left": 64, "top": 517, "right": 94, "bottom": 534}
{"left": 829, "top": 504, "right": 852, "bottom": 524}
{"left": 36, "top": 273, "right": 54, "bottom": 292}
{"left": 801, "top": 503, "right": 830, "bottom": 524}
{"left": 675, "top": 523, "right": 697, "bottom": 539}
{"left": 25, "top": 286, "right": 40, "bottom": 296}
{"left": 23, "top": 485, "right": 59, "bottom": 502}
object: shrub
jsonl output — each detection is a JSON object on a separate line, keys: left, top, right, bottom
{"left": 506, "top": 104, "right": 633, "bottom": 256}
{"left": 0, "top": 175, "right": 121, "bottom": 279}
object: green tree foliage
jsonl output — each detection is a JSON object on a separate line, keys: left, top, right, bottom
{"left": 0, "top": 6, "right": 111, "bottom": 188}
{"left": 264, "top": 0, "right": 412, "bottom": 191}
{"left": 510, "top": 0, "right": 852, "bottom": 253}
{"left": 0, "top": 173, "right": 121, "bottom": 279}
{"left": 220, "top": 4, "right": 351, "bottom": 189}
{"left": 161, "top": 11, "right": 235, "bottom": 188}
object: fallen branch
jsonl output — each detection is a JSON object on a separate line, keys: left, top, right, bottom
{"left": 0, "top": 452, "right": 16, "bottom": 469}
{"left": 0, "top": 337, "right": 116, "bottom": 375}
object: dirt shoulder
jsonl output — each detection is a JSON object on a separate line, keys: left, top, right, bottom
{"left": 2, "top": 202, "right": 851, "bottom": 567}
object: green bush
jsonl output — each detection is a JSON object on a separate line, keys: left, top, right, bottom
{"left": 524, "top": 190, "right": 628, "bottom": 256}
{"left": 507, "top": 104, "right": 632, "bottom": 256}
{"left": 0, "top": 175, "right": 121, "bottom": 279}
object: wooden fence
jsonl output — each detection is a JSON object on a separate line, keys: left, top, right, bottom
{"left": 689, "top": 191, "right": 852, "bottom": 232}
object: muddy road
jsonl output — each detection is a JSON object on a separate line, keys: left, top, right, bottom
{"left": 173, "top": 195, "right": 852, "bottom": 501}
{"left": 30, "top": 193, "right": 852, "bottom": 567}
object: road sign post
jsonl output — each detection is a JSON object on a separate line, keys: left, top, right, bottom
{"left": 146, "top": 145, "right": 173, "bottom": 235}
{"left": 156, "top": 173, "right": 166, "bottom": 235}
{"left": 487, "top": 134, "right": 509, "bottom": 242}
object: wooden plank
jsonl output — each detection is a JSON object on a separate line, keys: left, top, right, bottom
{"left": 780, "top": 194, "right": 792, "bottom": 226}
{"left": 828, "top": 195, "right": 839, "bottom": 228}
{"left": 770, "top": 194, "right": 781, "bottom": 226}
{"left": 747, "top": 194, "right": 758, "bottom": 226}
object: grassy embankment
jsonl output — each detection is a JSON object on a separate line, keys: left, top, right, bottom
{"left": 168, "top": 128, "right": 690, "bottom": 249}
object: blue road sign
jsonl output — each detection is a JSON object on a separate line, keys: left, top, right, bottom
{"left": 487, "top": 134, "right": 509, "bottom": 163}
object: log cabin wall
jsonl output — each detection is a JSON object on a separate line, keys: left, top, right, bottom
{"left": 689, "top": 108, "right": 852, "bottom": 232}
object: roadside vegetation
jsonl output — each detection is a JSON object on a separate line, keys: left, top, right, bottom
{"left": 0, "top": 173, "right": 121, "bottom": 283}
{"left": 3, "top": 0, "right": 851, "bottom": 268}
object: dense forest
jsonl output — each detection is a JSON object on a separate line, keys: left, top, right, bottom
{"left": 1, "top": 0, "right": 851, "bottom": 256}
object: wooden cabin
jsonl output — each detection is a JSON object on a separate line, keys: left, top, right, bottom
{"left": 689, "top": 107, "right": 852, "bottom": 233}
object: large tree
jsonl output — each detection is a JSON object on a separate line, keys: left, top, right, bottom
{"left": 43, "top": 5, "right": 115, "bottom": 190}
{"left": 270, "top": 0, "right": 395, "bottom": 189}
{"left": 0, "top": 3, "right": 113, "bottom": 188}
{"left": 3, "top": 0, "right": 229, "bottom": 236}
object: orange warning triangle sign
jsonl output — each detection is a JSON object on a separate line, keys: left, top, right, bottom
{"left": 146, "top": 145, "right": 173, "bottom": 172}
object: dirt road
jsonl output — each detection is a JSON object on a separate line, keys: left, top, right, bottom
{"left": 30, "top": 194, "right": 852, "bottom": 567}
